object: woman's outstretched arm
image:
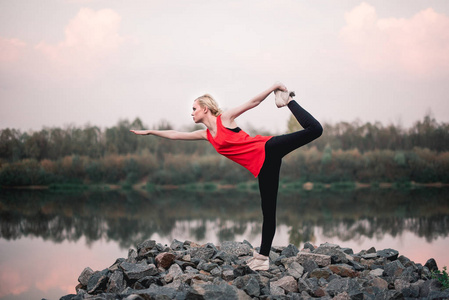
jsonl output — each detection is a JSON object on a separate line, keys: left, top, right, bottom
{"left": 220, "top": 82, "right": 287, "bottom": 127}
{"left": 130, "top": 129, "right": 207, "bottom": 140}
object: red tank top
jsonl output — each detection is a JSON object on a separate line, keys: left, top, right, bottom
{"left": 206, "top": 115, "right": 272, "bottom": 177}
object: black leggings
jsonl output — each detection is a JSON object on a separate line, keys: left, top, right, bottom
{"left": 258, "top": 100, "right": 323, "bottom": 256}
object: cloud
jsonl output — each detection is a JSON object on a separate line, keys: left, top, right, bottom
{"left": 35, "top": 8, "right": 124, "bottom": 70}
{"left": 0, "top": 266, "right": 29, "bottom": 297}
{"left": 340, "top": 2, "right": 449, "bottom": 76}
{"left": 0, "top": 37, "right": 26, "bottom": 63}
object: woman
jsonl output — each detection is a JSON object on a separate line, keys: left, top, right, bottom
{"left": 130, "top": 82, "right": 323, "bottom": 271}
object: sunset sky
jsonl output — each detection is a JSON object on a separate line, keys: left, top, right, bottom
{"left": 1, "top": 0, "right": 449, "bottom": 133}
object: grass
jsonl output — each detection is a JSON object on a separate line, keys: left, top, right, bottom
{"left": 49, "top": 183, "right": 89, "bottom": 191}
{"left": 330, "top": 181, "right": 356, "bottom": 191}
{"left": 432, "top": 266, "right": 449, "bottom": 290}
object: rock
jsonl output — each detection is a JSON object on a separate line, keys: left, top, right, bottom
{"left": 318, "top": 242, "right": 340, "bottom": 249}
{"left": 398, "top": 255, "right": 411, "bottom": 265}
{"left": 213, "top": 250, "right": 236, "bottom": 264}
{"left": 134, "top": 275, "right": 160, "bottom": 289}
{"left": 155, "top": 252, "right": 176, "bottom": 269}
{"left": 233, "top": 265, "right": 256, "bottom": 277}
{"left": 221, "top": 269, "right": 234, "bottom": 281}
{"left": 78, "top": 267, "right": 94, "bottom": 286}
{"left": 87, "top": 269, "right": 109, "bottom": 294}
{"left": 361, "top": 253, "right": 378, "bottom": 259}
{"left": 61, "top": 240, "right": 448, "bottom": 300}
{"left": 210, "top": 267, "right": 221, "bottom": 277}
{"left": 366, "top": 247, "right": 376, "bottom": 254}
{"left": 347, "top": 259, "right": 365, "bottom": 272}
{"left": 183, "top": 240, "right": 199, "bottom": 248}
{"left": 303, "top": 242, "right": 315, "bottom": 252}
{"left": 368, "top": 277, "right": 388, "bottom": 290}
{"left": 281, "top": 244, "right": 299, "bottom": 258}
{"left": 328, "top": 264, "right": 358, "bottom": 278}
{"left": 190, "top": 247, "right": 215, "bottom": 261}
{"left": 127, "top": 249, "right": 138, "bottom": 263}
{"left": 198, "top": 261, "right": 219, "bottom": 272}
{"left": 136, "top": 240, "right": 156, "bottom": 256}
{"left": 421, "top": 265, "right": 433, "bottom": 279}
{"left": 377, "top": 248, "right": 399, "bottom": 261}
{"left": 429, "top": 290, "right": 449, "bottom": 300}
{"left": 220, "top": 241, "right": 252, "bottom": 257}
{"left": 109, "top": 258, "right": 125, "bottom": 272}
{"left": 185, "top": 266, "right": 199, "bottom": 275}
{"left": 394, "top": 278, "right": 411, "bottom": 295}
{"left": 296, "top": 251, "right": 331, "bottom": 267}
{"left": 269, "top": 282, "right": 286, "bottom": 296}
{"left": 309, "top": 267, "right": 333, "bottom": 279}
{"left": 130, "top": 285, "right": 179, "bottom": 299}
{"left": 187, "top": 283, "right": 252, "bottom": 300}
{"left": 164, "top": 263, "right": 183, "bottom": 283}
{"left": 170, "top": 239, "right": 184, "bottom": 251}
{"left": 302, "top": 259, "right": 319, "bottom": 274}
{"left": 273, "top": 254, "right": 286, "bottom": 266}
{"left": 269, "top": 250, "right": 280, "bottom": 263}
{"left": 401, "top": 265, "right": 419, "bottom": 283}
{"left": 341, "top": 248, "right": 354, "bottom": 255}
{"left": 369, "top": 268, "right": 384, "bottom": 277}
{"left": 425, "top": 258, "right": 438, "bottom": 272}
{"left": 271, "top": 275, "right": 298, "bottom": 293}
{"left": 155, "top": 243, "right": 168, "bottom": 252}
{"left": 233, "top": 274, "right": 261, "bottom": 297}
{"left": 120, "top": 262, "right": 158, "bottom": 280}
{"left": 286, "top": 261, "right": 304, "bottom": 279}
{"left": 311, "top": 286, "right": 327, "bottom": 298}
{"left": 174, "top": 259, "right": 196, "bottom": 271}
{"left": 375, "top": 289, "right": 403, "bottom": 300}
{"left": 297, "top": 278, "right": 313, "bottom": 294}
{"left": 325, "top": 277, "right": 362, "bottom": 298}
{"left": 333, "top": 291, "right": 351, "bottom": 300}
{"left": 418, "top": 279, "right": 442, "bottom": 298}
{"left": 384, "top": 260, "right": 405, "bottom": 278}
{"left": 314, "top": 244, "right": 350, "bottom": 264}
{"left": 106, "top": 270, "right": 125, "bottom": 293}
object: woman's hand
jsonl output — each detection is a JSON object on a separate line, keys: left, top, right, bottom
{"left": 272, "top": 81, "right": 288, "bottom": 92}
{"left": 130, "top": 130, "right": 150, "bottom": 135}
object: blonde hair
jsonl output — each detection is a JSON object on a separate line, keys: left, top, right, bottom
{"left": 195, "top": 94, "right": 222, "bottom": 117}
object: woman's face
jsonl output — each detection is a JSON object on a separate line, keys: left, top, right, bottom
{"left": 191, "top": 100, "right": 206, "bottom": 123}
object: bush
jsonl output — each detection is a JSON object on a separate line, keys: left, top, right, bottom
{"left": 432, "top": 266, "right": 449, "bottom": 290}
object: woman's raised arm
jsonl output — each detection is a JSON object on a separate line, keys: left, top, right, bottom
{"left": 130, "top": 129, "right": 207, "bottom": 140}
{"left": 221, "top": 82, "right": 287, "bottom": 126}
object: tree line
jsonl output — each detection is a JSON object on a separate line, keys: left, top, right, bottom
{"left": 0, "top": 114, "right": 448, "bottom": 186}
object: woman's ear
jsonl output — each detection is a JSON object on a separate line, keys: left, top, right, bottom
{"left": 203, "top": 106, "right": 208, "bottom": 114}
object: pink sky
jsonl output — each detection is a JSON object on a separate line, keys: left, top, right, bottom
{"left": 1, "top": 1, "right": 449, "bottom": 132}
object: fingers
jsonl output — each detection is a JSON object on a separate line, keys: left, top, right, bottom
{"left": 130, "top": 130, "right": 143, "bottom": 135}
{"left": 273, "top": 81, "right": 287, "bottom": 92}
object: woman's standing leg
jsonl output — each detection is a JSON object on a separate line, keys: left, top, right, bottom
{"left": 257, "top": 156, "right": 282, "bottom": 256}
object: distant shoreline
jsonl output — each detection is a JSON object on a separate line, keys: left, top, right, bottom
{"left": 2, "top": 181, "right": 448, "bottom": 192}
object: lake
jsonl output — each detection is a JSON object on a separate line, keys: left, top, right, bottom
{"left": 0, "top": 186, "right": 448, "bottom": 299}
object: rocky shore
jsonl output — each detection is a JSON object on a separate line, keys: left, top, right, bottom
{"left": 59, "top": 240, "right": 448, "bottom": 300}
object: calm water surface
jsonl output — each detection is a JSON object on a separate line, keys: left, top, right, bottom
{"left": 1, "top": 187, "right": 448, "bottom": 300}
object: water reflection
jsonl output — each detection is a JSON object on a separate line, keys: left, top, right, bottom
{"left": 1, "top": 187, "right": 448, "bottom": 248}
{"left": 1, "top": 187, "right": 449, "bottom": 300}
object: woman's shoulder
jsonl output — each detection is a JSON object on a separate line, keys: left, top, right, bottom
{"left": 219, "top": 111, "right": 238, "bottom": 128}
